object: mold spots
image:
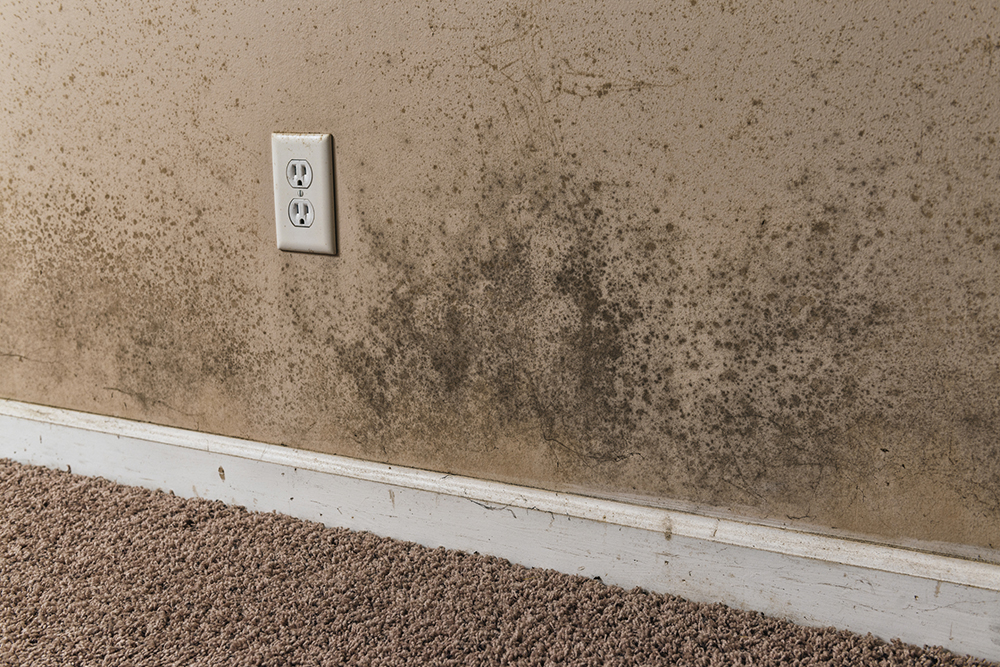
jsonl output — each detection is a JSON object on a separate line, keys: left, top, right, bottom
{"left": 341, "top": 149, "right": 659, "bottom": 478}
{"left": 3, "top": 0, "right": 1000, "bottom": 552}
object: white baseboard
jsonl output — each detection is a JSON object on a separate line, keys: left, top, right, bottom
{"left": 1, "top": 398, "right": 997, "bottom": 662}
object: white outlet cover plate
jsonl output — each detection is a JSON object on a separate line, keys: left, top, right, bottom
{"left": 272, "top": 133, "right": 337, "bottom": 255}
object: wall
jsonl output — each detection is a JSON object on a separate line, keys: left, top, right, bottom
{"left": 1, "top": 0, "right": 998, "bottom": 556}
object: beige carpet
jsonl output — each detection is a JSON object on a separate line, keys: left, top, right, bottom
{"left": 0, "top": 459, "right": 993, "bottom": 666}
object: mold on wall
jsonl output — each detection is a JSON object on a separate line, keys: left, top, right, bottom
{"left": 1, "top": 0, "right": 998, "bottom": 554}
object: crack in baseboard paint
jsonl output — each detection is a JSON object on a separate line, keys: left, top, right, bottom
{"left": 469, "top": 498, "right": 518, "bottom": 519}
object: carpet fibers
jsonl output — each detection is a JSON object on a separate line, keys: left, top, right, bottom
{"left": 0, "top": 459, "right": 994, "bottom": 666}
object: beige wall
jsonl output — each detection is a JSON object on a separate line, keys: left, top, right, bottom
{"left": 2, "top": 0, "right": 998, "bottom": 555}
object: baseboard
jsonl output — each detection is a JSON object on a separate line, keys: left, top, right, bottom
{"left": 1, "top": 398, "right": 997, "bottom": 662}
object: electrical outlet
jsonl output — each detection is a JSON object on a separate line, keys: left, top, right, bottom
{"left": 272, "top": 133, "right": 337, "bottom": 255}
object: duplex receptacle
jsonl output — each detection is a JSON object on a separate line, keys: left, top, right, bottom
{"left": 272, "top": 133, "right": 336, "bottom": 255}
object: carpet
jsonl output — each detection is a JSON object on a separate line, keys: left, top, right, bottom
{"left": 0, "top": 459, "right": 993, "bottom": 666}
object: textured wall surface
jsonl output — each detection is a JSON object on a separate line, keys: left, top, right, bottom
{"left": 1, "top": 0, "right": 998, "bottom": 554}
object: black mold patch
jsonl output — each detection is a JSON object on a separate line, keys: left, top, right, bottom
{"left": 339, "top": 130, "right": 1000, "bottom": 546}
{"left": 340, "top": 149, "right": 658, "bottom": 477}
